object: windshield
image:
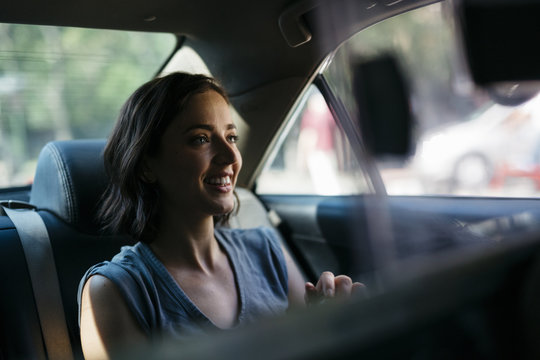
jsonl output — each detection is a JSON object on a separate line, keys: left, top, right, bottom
{"left": 0, "top": 24, "right": 175, "bottom": 187}
{"left": 323, "top": 3, "right": 540, "bottom": 198}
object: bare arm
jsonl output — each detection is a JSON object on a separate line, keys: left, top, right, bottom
{"left": 281, "top": 245, "right": 307, "bottom": 308}
{"left": 80, "top": 275, "right": 147, "bottom": 360}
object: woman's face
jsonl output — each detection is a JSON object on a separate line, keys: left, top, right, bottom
{"left": 145, "top": 90, "right": 242, "bottom": 219}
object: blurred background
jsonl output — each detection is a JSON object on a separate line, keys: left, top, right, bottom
{"left": 0, "top": 25, "right": 174, "bottom": 186}
{"left": 4, "top": 3, "right": 540, "bottom": 199}
{"left": 258, "top": 2, "right": 540, "bottom": 198}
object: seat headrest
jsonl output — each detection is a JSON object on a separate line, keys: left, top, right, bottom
{"left": 29, "top": 140, "right": 274, "bottom": 235}
{"left": 30, "top": 140, "right": 108, "bottom": 233}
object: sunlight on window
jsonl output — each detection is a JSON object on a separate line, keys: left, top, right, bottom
{"left": 161, "top": 46, "right": 212, "bottom": 76}
{"left": 257, "top": 86, "right": 367, "bottom": 195}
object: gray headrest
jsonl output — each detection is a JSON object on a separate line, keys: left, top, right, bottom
{"left": 29, "top": 140, "right": 274, "bottom": 234}
{"left": 30, "top": 140, "right": 108, "bottom": 233}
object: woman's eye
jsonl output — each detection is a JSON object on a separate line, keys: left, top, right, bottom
{"left": 228, "top": 135, "right": 239, "bottom": 143}
{"left": 192, "top": 135, "right": 209, "bottom": 145}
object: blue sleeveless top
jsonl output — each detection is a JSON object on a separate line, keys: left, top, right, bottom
{"left": 77, "top": 227, "right": 289, "bottom": 339}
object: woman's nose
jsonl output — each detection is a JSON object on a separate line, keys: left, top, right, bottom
{"left": 214, "top": 138, "right": 240, "bottom": 165}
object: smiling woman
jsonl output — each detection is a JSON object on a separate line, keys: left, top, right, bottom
{"left": 96, "top": 73, "right": 235, "bottom": 241}
{"left": 145, "top": 91, "right": 241, "bottom": 218}
{"left": 77, "top": 71, "right": 364, "bottom": 359}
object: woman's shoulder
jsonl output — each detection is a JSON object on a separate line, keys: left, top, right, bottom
{"left": 78, "top": 242, "right": 156, "bottom": 335}
{"left": 88, "top": 243, "right": 147, "bottom": 274}
{"left": 79, "top": 242, "right": 155, "bottom": 295}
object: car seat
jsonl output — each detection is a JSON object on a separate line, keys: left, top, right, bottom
{"left": 0, "top": 139, "right": 277, "bottom": 360}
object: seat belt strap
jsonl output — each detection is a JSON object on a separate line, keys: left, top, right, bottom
{"left": 2, "top": 203, "right": 74, "bottom": 360}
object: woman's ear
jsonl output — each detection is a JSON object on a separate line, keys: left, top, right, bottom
{"left": 141, "top": 171, "right": 156, "bottom": 183}
{"left": 140, "top": 158, "right": 157, "bottom": 183}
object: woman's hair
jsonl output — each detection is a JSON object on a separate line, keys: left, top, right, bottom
{"left": 98, "top": 72, "right": 236, "bottom": 242}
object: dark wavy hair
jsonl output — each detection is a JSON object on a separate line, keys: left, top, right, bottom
{"left": 98, "top": 72, "right": 237, "bottom": 242}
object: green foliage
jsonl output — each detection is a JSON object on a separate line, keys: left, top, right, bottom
{"left": 0, "top": 24, "right": 174, "bottom": 185}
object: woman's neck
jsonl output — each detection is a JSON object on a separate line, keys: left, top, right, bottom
{"left": 149, "top": 212, "right": 221, "bottom": 272}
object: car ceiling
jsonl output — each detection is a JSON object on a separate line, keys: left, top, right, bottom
{"left": 1, "top": 0, "right": 438, "bottom": 187}
{"left": 1, "top": 0, "right": 315, "bottom": 92}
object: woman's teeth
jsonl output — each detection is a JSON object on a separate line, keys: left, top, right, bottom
{"left": 206, "top": 176, "right": 231, "bottom": 185}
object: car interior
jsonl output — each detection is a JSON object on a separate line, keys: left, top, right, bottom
{"left": 2, "top": 139, "right": 281, "bottom": 359}
{"left": 1, "top": 0, "right": 540, "bottom": 359}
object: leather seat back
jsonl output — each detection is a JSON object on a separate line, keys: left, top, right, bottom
{"left": 1, "top": 139, "right": 275, "bottom": 359}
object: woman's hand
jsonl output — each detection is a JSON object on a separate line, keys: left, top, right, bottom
{"left": 305, "top": 271, "right": 365, "bottom": 306}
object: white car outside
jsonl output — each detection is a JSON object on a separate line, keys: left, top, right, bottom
{"left": 413, "top": 94, "right": 540, "bottom": 193}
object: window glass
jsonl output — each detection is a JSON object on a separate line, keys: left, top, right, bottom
{"left": 0, "top": 24, "right": 175, "bottom": 187}
{"left": 323, "top": 3, "right": 540, "bottom": 197}
{"left": 257, "top": 85, "right": 369, "bottom": 195}
{"left": 161, "top": 45, "right": 211, "bottom": 76}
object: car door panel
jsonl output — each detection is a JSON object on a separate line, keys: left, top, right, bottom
{"left": 260, "top": 195, "right": 342, "bottom": 282}
{"left": 260, "top": 194, "right": 540, "bottom": 283}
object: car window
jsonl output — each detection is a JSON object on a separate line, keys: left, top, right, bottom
{"left": 161, "top": 45, "right": 211, "bottom": 76}
{"left": 256, "top": 85, "right": 370, "bottom": 195}
{"left": 0, "top": 24, "right": 175, "bottom": 188}
{"left": 322, "top": 2, "right": 540, "bottom": 198}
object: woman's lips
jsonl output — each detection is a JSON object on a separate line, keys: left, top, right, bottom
{"left": 204, "top": 175, "right": 233, "bottom": 193}
{"left": 205, "top": 175, "right": 231, "bottom": 186}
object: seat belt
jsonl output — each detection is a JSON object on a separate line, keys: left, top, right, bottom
{"left": 1, "top": 201, "right": 74, "bottom": 360}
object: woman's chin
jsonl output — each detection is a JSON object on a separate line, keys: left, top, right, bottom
{"left": 210, "top": 201, "right": 235, "bottom": 217}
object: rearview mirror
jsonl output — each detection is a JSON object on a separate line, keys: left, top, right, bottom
{"left": 353, "top": 54, "right": 413, "bottom": 157}
{"left": 455, "top": 0, "right": 540, "bottom": 105}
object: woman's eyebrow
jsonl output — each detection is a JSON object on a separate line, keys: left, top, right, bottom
{"left": 183, "top": 124, "right": 213, "bottom": 133}
{"left": 183, "top": 123, "right": 236, "bottom": 133}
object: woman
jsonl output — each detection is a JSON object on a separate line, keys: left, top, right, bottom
{"left": 78, "top": 72, "right": 363, "bottom": 359}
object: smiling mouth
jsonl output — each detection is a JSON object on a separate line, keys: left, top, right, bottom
{"left": 205, "top": 175, "right": 232, "bottom": 186}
